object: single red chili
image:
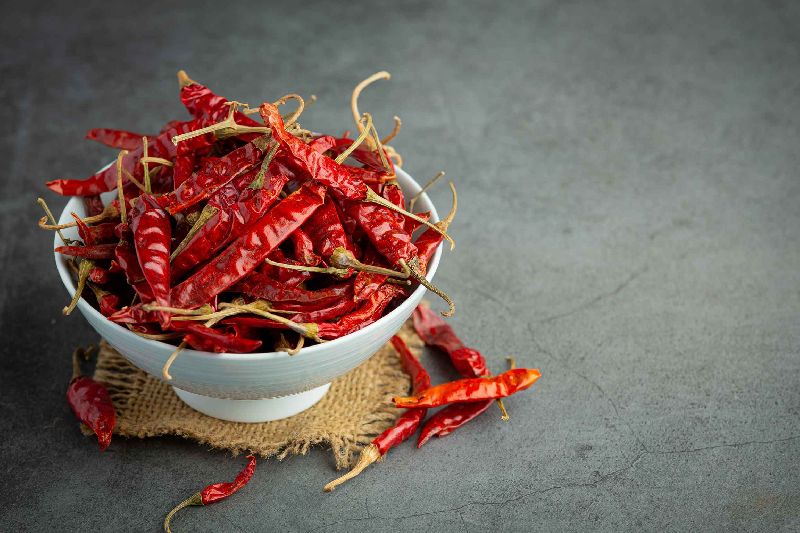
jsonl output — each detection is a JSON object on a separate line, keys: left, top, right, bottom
{"left": 172, "top": 322, "right": 263, "bottom": 353}
{"left": 324, "top": 335, "right": 429, "bottom": 491}
{"left": 316, "top": 284, "right": 402, "bottom": 340}
{"left": 129, "top": 194, "right": 172, "bottom": 324}
{"left": 55, "top": 243, "right": 117, "bottom": 260}
{"left": 233, "top": 273, "right": 350, "bottom": 307}
{"left": 86, "top": 283, "right": 121, "bottom": 316}
{"left": 393, "top": 368, "right": 541, "bottom": 408}
{"left": 71, "top": 214, "right": 117, "bottom": 245}
{"left": 163, "top": 455, "right": 257, "bottom": 533}
{"left": 170, "top": 181, "right": 326, "bottom": 309}
{"left": 303, "top": 197, "right": 356, "bottom": 261}
{"left": 178, "top": 70, "right": 262, "bottom": 127}
{"left": 85, "top": 128, "right": 149, "bottom": 150}
{"left": 66, "top": 348, "right": 116, "bottom": 451}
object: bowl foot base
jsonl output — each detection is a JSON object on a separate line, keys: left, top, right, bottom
{"left": 172, "top": 383, "right": 331, "bottom": 423}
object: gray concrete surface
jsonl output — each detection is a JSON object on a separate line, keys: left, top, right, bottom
{"left": 1, "top": 1, "right": 799, "bottom": 531}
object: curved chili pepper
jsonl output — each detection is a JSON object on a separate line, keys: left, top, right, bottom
{"left": 113, "top": 238, "right": 154, "bottom": 303}
{"left": 73, "top": 218, "right": 117, "bottom": 245}
{"left": 172, "top": 322, "right": 262, "bottom": 353}
{"left": 418, "top": 401, "right": 493, "bottom": 445}
{"left": 303, "top": 197, "right": 355, "bottom": 260}
{"left": 66, "top": 348, "right": 116, "bottom": 451}
{"left": 316, "top": 284, "right": 402, "bottom": 340}
{"left": 324, "top": 335, "right": 429, "bottom": 491}
{"left": 164, "top": 455, "right": 256, "bottom": 533}
{"left": 283, "top": 295, "right": 357, "bottom": 323}
{"left": 55, "top": 243, "right": 117, "bottom": 260}
{"left": 393, "top": 368, "right": 542, "bottom": 408}
{"left": 179, "top": 71, "right": 262, "bottom": 127}
{"left": 234, "top": 273, "right": 350, "bottom": 306}
{"left": 171, "top": 181, "right": 326, "bottom": 309}
{"left": 288, "top": 227, "right": 320, "bottom": 266}
{"left": 129, "top": 194, "right": 171, "bottom": 323}
{"left": 85, "top": 128, "right": 149, "bottom": 150}
{"left": 260, "top": 102, "right": 368, "bottom": 201}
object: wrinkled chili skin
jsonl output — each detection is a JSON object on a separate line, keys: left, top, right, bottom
{"left": 345, "top": 200, "right": 417, "bottom": 267}
{"left": 113, "top": 239, "right": 154, "bottom": 303}
{"left": 78, "top": 222, "right": 117, "bottom": 245}
{"left": 83, "top": 195, "right": 105, "bottom": 217}
{"left": 285, "top": 296, "right": 357, "bottom": 323}
{"left": 173, "top": 323, "right": 262, "bottom": 353}
{"left": 66, "top": 376, "right": 116, "bottom": 451}
{"left": 412, "top": 305, "right": 465, "bottom": 357}
{"left": 260, "top": 103, "right": 368, "bottom": 200}
{"left": 129, "top": 194, "right": 172, "bottom": 317}
{"left": 317, "top": 284, "right": 402, "bottom": 340}
{"left": 234, "top": 273, "right": 350, "bottom": 306}
{"left": 200, "top": 455, "right": 257, "bottom": 504}
{"left": 55, "top": 244, "right": 117, "bottom": 260}
{"left": 161, "top": 139, "right": 268, "bottom": 215}
{"left": 393, "top": 368, "right": 542, "bottom": 408}
{"left": 417, "top": 400, "right": 493, "bottom": 445}
{"left": 171, "top": 169, "right": 287, "bottom": 281}
{"left": 371, "top": 335, "right": 430, "bottom": 454}
{"left": 289, "top": 227, "right": 319, "bottom": 265}
{"left": 171, "top": 182, "right": 326, "bottom": 309}
{"left": 85, "top": 128, "right": 148, "bottom": 150}
{"left": 304, "top": 197, "right": 355, "bottom": 259}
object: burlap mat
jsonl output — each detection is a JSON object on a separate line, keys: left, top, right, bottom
{"left": 91, "top": 319, "right": 422, "bottom": 469}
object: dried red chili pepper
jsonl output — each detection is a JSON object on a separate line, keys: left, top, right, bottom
{"left": 171, "top": 167, "right": 287, "bottom": 281}
{"left": 55, "top": 243, "right": 117, "bottom": 260}
{"left": 303, "top": 197, "right": 356, "bottom": 261}
{"left": 173, "top": 322, "right": 262, "bottom": 353}
{"left": 160, "top": 137, "right": 270, "bottom": 214}
{"left": 316, "top": 284, "right": 402, "bottom": 340}
{"left": 163, "top": 455, "right": 257, "bottom": 533}
{"left": 171, "top": 181, "right": 326, "bottom": 309}
{"left": 113, "top": 238, "right": 155, "bottom": 303}
{"left": 234, "top": 273, "right": 350, "bottom": 307}
{"left": 324, "top": 335, "right": 429, "bottom": 491}
{"left": 66, "top": 347, "right": 116, "bottom": 451}
{"left": 47, "top": 120, "right": 198, "bottom": 196}
{"left": 71, "top": 214, "right": 117, "bottom": 245}
{"left": 86, "top": 283, "right": 121, "bottom": 316}
{"left": 288, "top": 227, "right": 320, "bottom": 266}
{"left": 129, "top": 194, "right": 172, "bottom": 323}
{"left": 178, "top": 70, "right": 262, "bottom": 127}
{"left": 85, "top": 128, "right": 149, "bottom": 150}
{"left": 393, "top": 368, "right": 541, "bottom": 408}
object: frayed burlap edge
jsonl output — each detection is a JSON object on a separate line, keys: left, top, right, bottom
{"left": 90, "top": 318, "right": 423, "bottom": 469}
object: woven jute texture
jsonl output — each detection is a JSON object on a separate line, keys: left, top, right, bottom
{"left": 91, "top": 319, "right": 422, "bottom": 469}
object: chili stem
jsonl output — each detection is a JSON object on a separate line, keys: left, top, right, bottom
{"left": 496, "top": 357, "right": 517, "bottom": 421}
{"left": 162, "top": 341, "right": 187, "bottom": 381}
{"left": 249, "top": 141, "right": 279, "bottom": 190}
{"left": 263, "top": 257, "right": 349, "bottom": 278}
{"left": 330, "top": 247, "right": 409, "bottom": 279}
{"left": 400, "top": 257, "right": 455, "bottom": 317}
{"left": 219, "top": 302, "right": 323, "bottom": 343}
{"left": 141, "top": 304, "right": 214, "bottom": 316}
{"left": 287, "top": 335, "right": 304, "bottom": 356}
{"left": 323, "top": 443, "right": 381, "bottom": 492}
{"left": 351, "top": 71, "right": 390, "bottom": 151}
{"left": 334, "top": 114, "right": 372, "bottom": 164}
{"left": 367, "top": 121, "right": 393, "bottom": 175}
{"left": 63, "top": 260, "right": 93, "bottom": 315}
{"left": 38, "top": 204, "right": 118, "bottom": 230}
{"left": 170, "top": 205, "right": 219, "bottom": 261}
{"left": 177, "top": 69, "right": 197, "bottom": 88}
{"left": 408, "top": 171, "right": 445, "bottom": 212}
{"left": 123, "top": 167, "right": 147, "bottom": 193}
{"left": 116, "top": 150, "right": 128, "bottom": 224}
{"left": 380, "top": 116, "right": 402, "bottom": 144}
{"left": 141, "top": 137, "right": 151, "bottom": 194}
{"left": 127, "top": 327, "right": 183, "bottom": 341}
{"left": 163, "top": 491, "right": 203, "bottom": 533}
{"left": 273, "top": 94, "right": 305, "bottom": 127}
{"left": 365, "top": 188, "right": 455, "bottom": 250}
{"left": 37, "top": 198, "right": 69, "bottom": 245}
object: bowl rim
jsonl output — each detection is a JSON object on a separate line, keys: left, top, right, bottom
{"left": 54, "top": 166, "right": 443, "bottom": 362}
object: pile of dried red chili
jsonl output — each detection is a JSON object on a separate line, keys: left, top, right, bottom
{"left": 39, "top": 70, "right": 458, "bottom": 376}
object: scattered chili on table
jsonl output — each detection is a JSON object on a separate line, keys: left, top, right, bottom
{"left": 66, "top": 347, "right": 116, "bottom": 451}
{"left": 163, "top": 455, "right": 257, "bottom": 533}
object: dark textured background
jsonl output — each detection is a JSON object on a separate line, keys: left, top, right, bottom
{"left": 2, "top": 1, "right": 799, "bottom": 531}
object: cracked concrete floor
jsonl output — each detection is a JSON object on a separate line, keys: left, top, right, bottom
{"left": 1, "top": 1, "right": 799, "bottom": 531}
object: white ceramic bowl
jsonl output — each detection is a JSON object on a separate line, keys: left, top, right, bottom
{"left": 54, "top": 167, "right": 442, "bottom": 422}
